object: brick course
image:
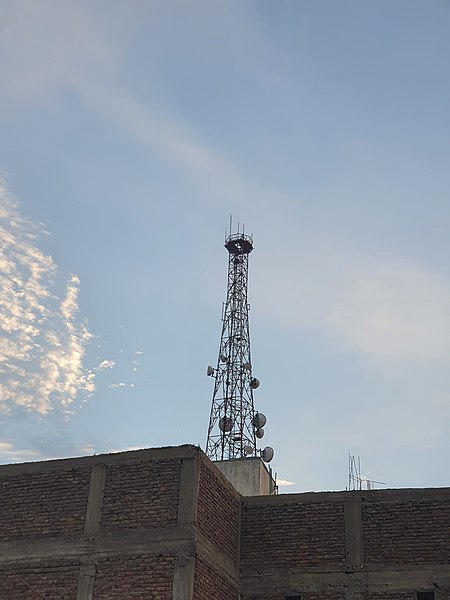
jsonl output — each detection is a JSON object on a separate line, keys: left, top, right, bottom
{"left": 363, "top": 496, "right": 450, "bottom": 564}
{"left": 0, "top": 468, "right": 90, "bottom": 541}
{"left": 93, "top": 554, "right": 175, "bottom": 599}
{"left": 0, "top": 561, "right": 78, "bottom": 599}
{"left": 193, "top": 557, "right": 239, "bottom": 600}
{"left": 101, "top": 458, "right": 181, "bottom": 531}
{"left": 241, "top": 499, "right": 346, "bottom": 569}
{"left": 197, "top": 458, "right": 240, "bottom": 564}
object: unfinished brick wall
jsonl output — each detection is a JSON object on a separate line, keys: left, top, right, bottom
{"left": 0, "top": 468, "right": 90, "bottom": 540}
{"left": 0, "top": 561, "right": 79, "bottom": 600}
{"left": 197, "top": 457, "right": 240, "bottom": 565}
{"left": 363, "top": 495, "right": 450, "bottom": 564}
{"left": 193, "top": 557, "right": 239, "bottom": 600}
{"left": 0, "top": 448, "right": 190, "bottom": 600}
{"left": 2, "top": 448, "right": 450, "bottom": 600}
{"left": 93, "top": 555, "right": 175, "bottom": 599}
{"left": 101, "top": 458, "right": 182, "bottom": 530}
{"left": 241, "top": 497, "right": 346, "bottom": 570}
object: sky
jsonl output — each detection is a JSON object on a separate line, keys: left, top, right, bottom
{"left": 0, "top": 0, "right": 449, "bottom": 493}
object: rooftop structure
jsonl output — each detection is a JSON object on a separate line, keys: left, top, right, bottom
{"left": 0, "top": 445, "right": 449, "bottom": 599}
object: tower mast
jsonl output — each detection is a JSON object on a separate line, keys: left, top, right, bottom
{"left": 206, "top": 229, "right": 272, "bottom": 462}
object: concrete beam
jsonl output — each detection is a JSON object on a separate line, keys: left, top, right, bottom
{"left": 0, "top": 527, "right": 196, "bottom": 564}
{"left": 241, "top": 565, "right": 450, "bottom": 597}
{"left": 0, "top": 444, "right": 200, "bottom": 475}
{"left": 242, "top": 487, "right": 450, "bottom": 507}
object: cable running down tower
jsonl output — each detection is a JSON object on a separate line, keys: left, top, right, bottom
{"left": 206, "top": 229, "right": 273, "bottom": 463}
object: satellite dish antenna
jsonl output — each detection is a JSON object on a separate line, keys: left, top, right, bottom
{"left": 219, "top": 416, "right": 233, "bottom": 432}
{"left": 261, "top": 446, "right": 274, "bottom": 463}
{"left": 255, "top": 427, "right": 264, "bottom": 439}
{"left": 250, "top": 377, "right": 260, "bottom": 389}
{"left": 252, "top": 413, "right": 266, "bottom": 429}
{"left": 244, "top": 445, "right": 254, "bottom": 455}
{"left": 220, "top": 354, "right": 228, "bottom": 363}
{"left": 207, "top": 366, "right": 214, "bottom": 377}
{"left": 243, "top": 362, "right": 252, "bottom": 371}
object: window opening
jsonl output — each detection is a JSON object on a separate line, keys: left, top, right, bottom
{"left": 416, "top": 592, "right": 435, "bottom": 600}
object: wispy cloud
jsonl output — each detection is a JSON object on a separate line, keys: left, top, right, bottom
{"left": 254, "top": 240, "right": 450, "bottom": 366}
{"left": 0, "top": 179, "right": 94, "bottom": 415}
{"left": 0, "top": 440, "right": 40, "bottom": 462}
{"left": 0, "top": 2, "right": 276, "bottom": 212}
{"left": 79, "top": 443, "right": 95, "bottom": 455}
{"left": 326, "top": 262, "right": 450, "bottom": 364}
{"left": 277, "top": 479, "right": 296, "bottom": 486}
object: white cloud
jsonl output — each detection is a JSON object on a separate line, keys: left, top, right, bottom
{"left": 108, "top": 382, "right": 126, "bottom": 389}
{"left": 73, "top": 78, "right": 252, "bottom": 208}
{"left": 0, "top": 0, "right": 117, "bottom": 98}
{"left": 0, "top": 1, "right": 275, "bottom": 210}
{"left": 79, "top": 443, "right": 95, "bottom": 455}
{"left": 0, "top": 179, "right": 95, "bottom": 415}
{"left": 326, "top": 263, "right": 450, "bottom": 364}
{"left": 97, "top": 359, "right": 115, "bottom": 371}
{"left": 254, "top": 239, "right": 450, "bottom": 366}
{"left": 277, "top": 479, "right": 296, "bottom": 486}
{"left": 0, "top": 439, "right": 41, "bottom": 462}
{"left": 109, "top": 445, "right": 145, "bottom": 453}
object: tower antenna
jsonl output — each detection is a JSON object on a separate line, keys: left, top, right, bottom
{"left": 348, "top": 454, "right": 386, "bottom": 490}
{"left": 206, "top": 227, "right": 273, "bottom": 462}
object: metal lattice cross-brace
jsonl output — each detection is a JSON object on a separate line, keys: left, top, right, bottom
{"left": 206, "top": 232, "right": 266, "bottom": 461}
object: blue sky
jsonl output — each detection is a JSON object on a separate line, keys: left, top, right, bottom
{"left": 0, "top": 0, "right": 449, "bottom": 492}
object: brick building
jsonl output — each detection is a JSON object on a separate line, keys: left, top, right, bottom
{"left": 0, "top": 444, "right": 449, "bottom": 599}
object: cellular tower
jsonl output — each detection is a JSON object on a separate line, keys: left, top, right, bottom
{"left": 206, "top": 226, "right": 273, "bottom": 464}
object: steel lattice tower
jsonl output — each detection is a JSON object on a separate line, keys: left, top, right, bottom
{"left": 206, "top": 231, "right": 270, "bottom": 462}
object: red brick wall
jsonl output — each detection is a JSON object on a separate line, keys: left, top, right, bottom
{"left": 363, "top": 496, "right": 450, "bottom": 564}
{"left": 241, "top": 499, "right": 346, "bottom": 569}
{"left": 93, "top": 555, "right": 175, "bottom": 599}
{"left": 0, "top": 562, "right": 78, "bottom": 599}
{"left": 101, "top": 458, "right": 181, "bottom": 531}
{"left": 197, "top": 459, "right": 240, "bottom": 564}
{"left": 193, "top": 557, "right": 239, "bottom": 600}
{"left": 0, "top": 468, "right": 90, "bottom": 540}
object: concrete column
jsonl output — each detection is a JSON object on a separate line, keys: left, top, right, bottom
{"left": 173, "top": 457, "right": 200, "bottom": 599}
{"left": 177, "top": 457, "right": 200, "bottom": 527}
{"left": 172, "top": 556, "right": 196, "bottom": 600}
{"left": 76, "top": 464, "right": 106, "bottom": 600}
{"left": 76, "top": 564, "right": 96, "bottom": 600}
{"left": 344, "top": 495, "right": 364, "bottom": 566}
{"left": 84, "top": 464, "right": 106, "bottom": 536}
